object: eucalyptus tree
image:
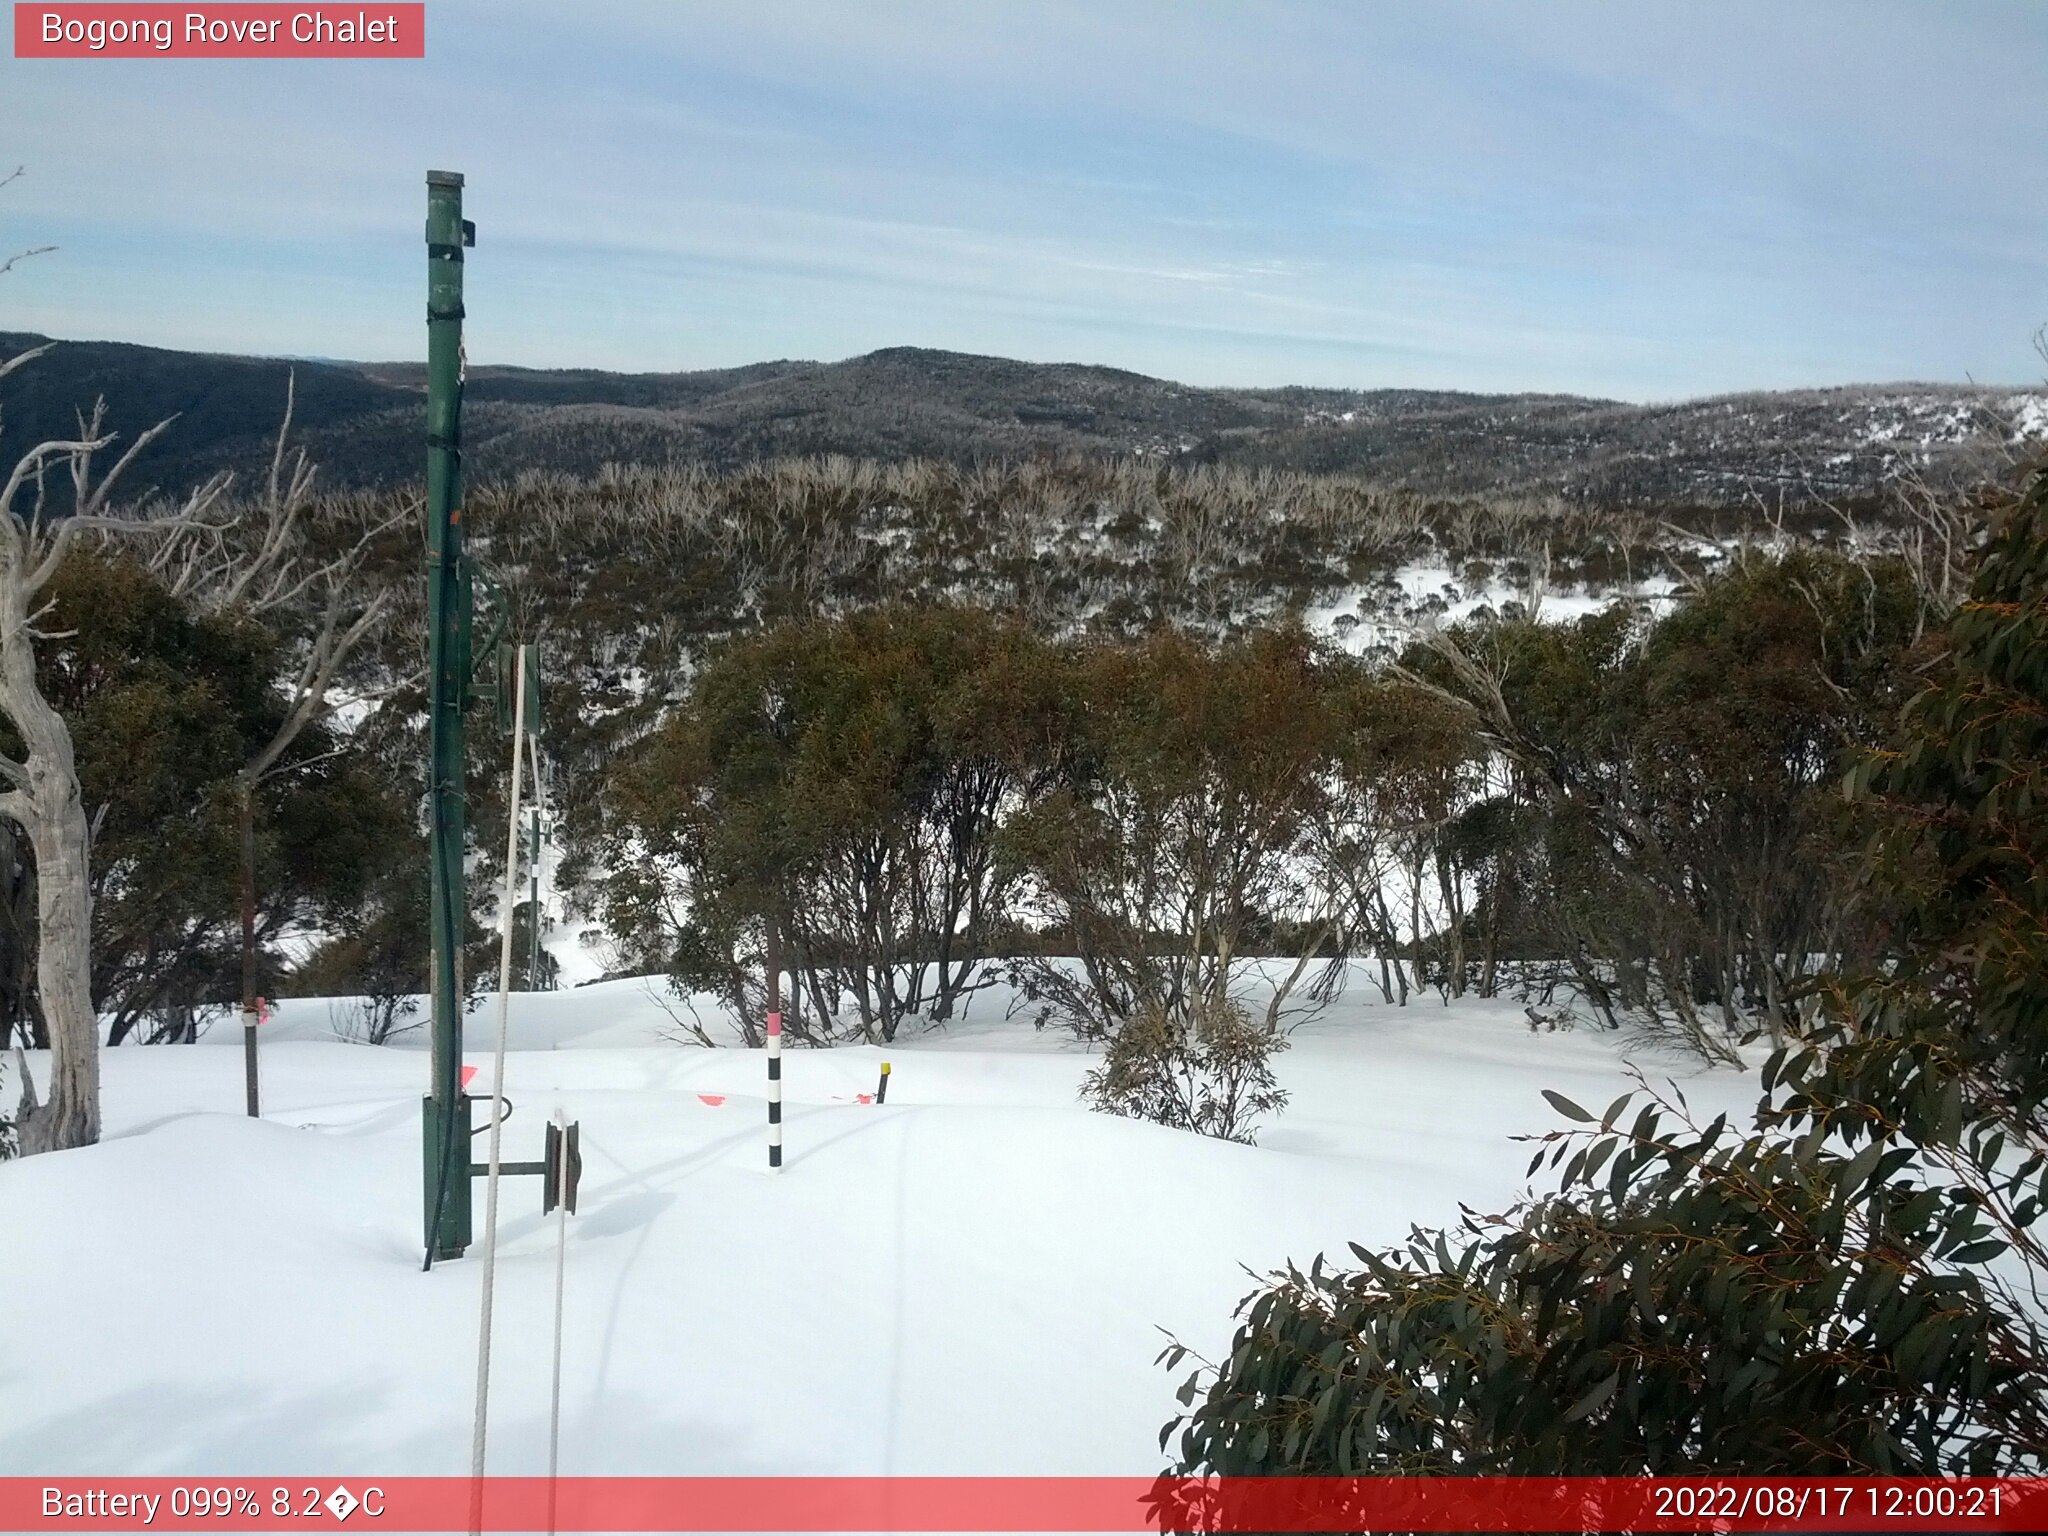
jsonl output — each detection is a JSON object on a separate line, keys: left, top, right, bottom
{"left": 150, "top": 376, "right": 399, "bottom": 1110}
{"left": 1, "top": 342, "right": 228, "bottom": 1152}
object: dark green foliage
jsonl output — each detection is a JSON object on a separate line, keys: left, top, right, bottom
{"left": 605, "top": 605, "right": 1063, "bottom": 1043}
{"left": 1835, "top": 477, "right": 2048, "bottom": 1130}
{"left": 598, "top": 545, "right": 1930, "bottom": 1054}
{"left": 608, "top": 605, "right": 1414, "bottom": 1047}
{"left": 1166, "top": 1085, "right": 2048, "bottom": 1475}
{"left": 1161, "top": 470, "right": 2048, "bottom": 1480}
{"left": 1408, "top": 548, "right": 1929, "bottom": 1053}
{"left": 1164, "top": 1082, "right": 2044, "bottom": 1474}
{"left": 0, "top": 552, "right": 407, "bottom": 1045}
{"left": 1005, "top": 624, "right": 1362, "bottom": 1038}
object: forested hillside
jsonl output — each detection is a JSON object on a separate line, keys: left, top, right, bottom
{"left": 4, "top": 330, "right": 2039, "bottom": 506}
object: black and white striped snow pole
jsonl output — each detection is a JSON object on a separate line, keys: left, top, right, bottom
{"left": 767, "top": 1015, "right": 783, "bottom": 1169}
{"left": 766, "top": 916, "right": 783, "bottom": 1171}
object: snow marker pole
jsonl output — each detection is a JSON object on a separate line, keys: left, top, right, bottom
{"left": 240, "top": 781, "right": 260, "bottom": 1118}
{"left": 766, "top": 913, "right": 782, "bottom": 1171}
{"left": 470, "top": 644, "right": 529, "bottom": 1535}
{"left": 876, "top": 1061, "right": 891, "bottom": 1104}
{"left": 767, "top": 1018, "right": 782, "bottom": 1169}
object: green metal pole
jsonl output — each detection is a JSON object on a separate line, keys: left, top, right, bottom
{"left": 423, "top": 170, "right": 474, "bottom": 1262}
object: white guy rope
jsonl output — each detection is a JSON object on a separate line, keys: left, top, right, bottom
{"left": 469, "top": 644, "right": 530, "bottom": 1531}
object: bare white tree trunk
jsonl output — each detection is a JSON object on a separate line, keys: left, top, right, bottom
{"left": 1, "top": 344, "right": 227, "bottom": 1152}
{"left": 0, "top": 184, "right": 115, "bottom": 1151}
{"left": 1, "top": 572, "right": 97, "bottom": 1154}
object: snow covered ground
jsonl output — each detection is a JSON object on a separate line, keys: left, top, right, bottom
{"left": 1300, "top": 560, "right": 1683, "bottom": 657}
{"left": 0, "top": 972, "right": 1758, "bottom": 1479}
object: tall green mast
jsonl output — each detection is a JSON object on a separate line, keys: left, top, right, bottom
{"left": 423, "top": 170, "right": 475, "bottom": 1262}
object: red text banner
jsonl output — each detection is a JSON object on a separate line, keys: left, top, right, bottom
{"left": 13, "top": 5, "right": 425, "bottom": 58}
{"left": 5, "top": 1476, "right": 2046, "bottom": 1532}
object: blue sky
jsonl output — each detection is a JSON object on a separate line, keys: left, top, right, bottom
{"left": 3, "top": 0, "right": 2045, "bottom": 400}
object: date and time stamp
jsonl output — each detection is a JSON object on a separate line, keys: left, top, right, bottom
{"left": 1653, "top": 1481, "right": 2012, "bottom": 1522}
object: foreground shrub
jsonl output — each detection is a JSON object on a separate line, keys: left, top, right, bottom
{"left": 1083, "top": 994, "right": 1288, "bottom": 1145}
{"left": 1162, "top": 1077, "right": 2046, "bottom": 1474}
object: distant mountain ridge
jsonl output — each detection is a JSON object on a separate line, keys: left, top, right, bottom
{"left": 1, "top": 331, "right": 2039, "bottom": 508}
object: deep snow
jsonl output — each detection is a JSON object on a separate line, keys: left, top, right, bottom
{"left": 0, "top": 972, "right": 1758, "bottom": 1478}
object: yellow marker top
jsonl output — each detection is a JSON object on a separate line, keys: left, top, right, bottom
{"left": 881, "top": 1062, "right": 892, "bottom": 1073}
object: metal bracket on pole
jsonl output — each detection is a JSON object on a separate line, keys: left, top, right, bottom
{"left": 458, "top": 1098, "right": 579, "bottom": 1212}
{"left": 543, "top": 1119, "right": 581, "bottom": 1214}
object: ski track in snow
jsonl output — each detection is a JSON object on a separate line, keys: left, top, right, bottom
{"left": 0, "top": 970, "right": 1759, "bottom": 1477}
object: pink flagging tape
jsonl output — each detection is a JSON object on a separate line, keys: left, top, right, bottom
{"left": 697, "top": 1094, "right": 726, "bottom": 1107}
{"left": 460, "top": 1065, "right": 479, "bottom": 1090}
{"left": 766, "top": 1011, "right": 783, "bottom": 1037}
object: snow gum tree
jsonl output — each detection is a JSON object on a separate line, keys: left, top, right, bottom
{"left": 1399, "top": 547, "right": 1927, "bottom": 1056}
{"left": 17, "top": 548, "right": 405, "bottom": 1047}
{"left": 1004, "top": 623, "right": 1356, "bottom": 1040}
{"left": 605, "top": 605, "right": 1064, "bottom": 1043}
{"left": 1, "top": 344, "right": 228, "bottom": 1152}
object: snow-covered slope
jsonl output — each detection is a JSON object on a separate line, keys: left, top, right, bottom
{"left": 0, "top": 974, "right": 1756, "bottom": 1477}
